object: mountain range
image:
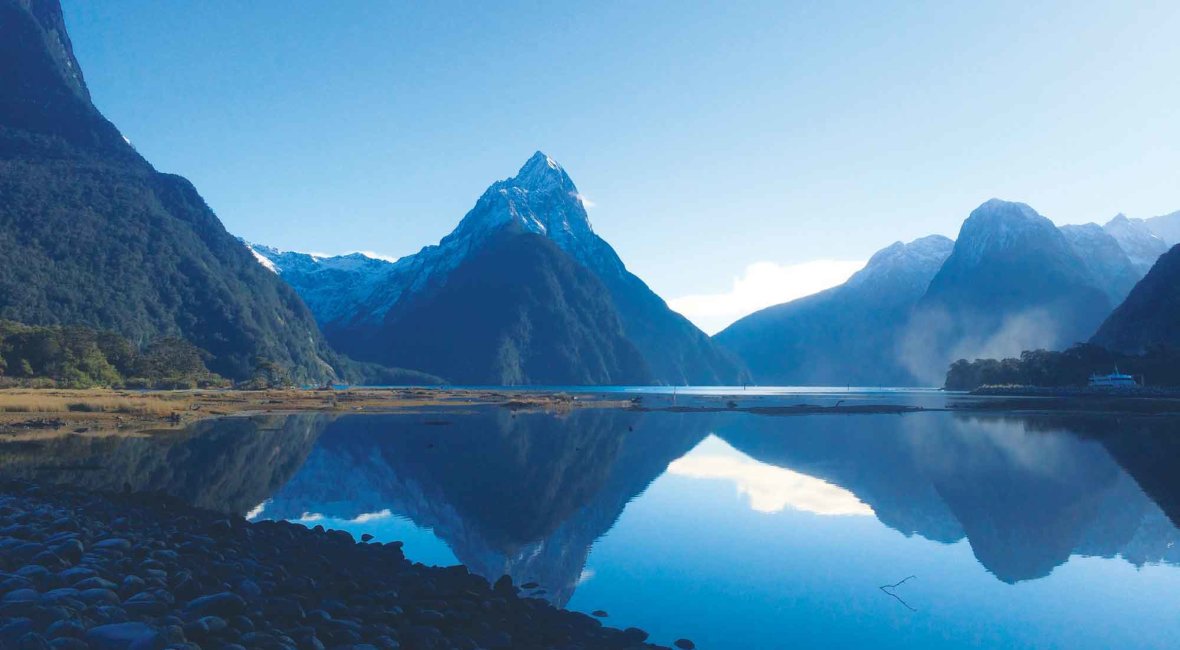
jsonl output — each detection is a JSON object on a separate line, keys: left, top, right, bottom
{"left": 714, "top": 235, "right": 953, "bottom": 385}
{"left": 901, "top": 200, "right": 1114, "bottom": 383}
{"left": 253, "top": 153, "right": 746, "bottom": 385}
{"left": 4, "top": 0, "right": 1179, "bottom": 388}
{"left": 719, "top": 199, "right": 1179, "bottom": 386}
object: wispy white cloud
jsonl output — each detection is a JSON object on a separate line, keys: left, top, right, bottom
{"left": 244, "top": 500, "right": 270, "bottom": 521}
{"left": 355, "top": 251, "right": 401, "bottom": 263}
{"left": 350, "top": 509, "right": 392, "bottom": 523}
{"left": 668, "top": 441, "right": 873, "bottom": 516}
{"left": 570, "top": 192, "right": 595, "bottom": 209}
{"left": 668, "top": 259, "right": 865, "bottom": 335}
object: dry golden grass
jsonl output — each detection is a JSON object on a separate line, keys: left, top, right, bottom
{"left": 0, "top": 390, "right": 192, "bottom": 417}
{"left": 0, "top": 387, "right": 631, "bottom": 438}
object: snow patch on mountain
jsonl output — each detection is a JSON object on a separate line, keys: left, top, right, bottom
{"left": 1103, "top": 213, "right": 1169, "bottom": 273}
{"left": 844, "top": 234, "right": 953, "bottom": 293}
{"left": 249, "top": 246, "right": 278, "bottom": 274}
{"left": 1145, "top": 210, "right": 1180, "bottom": 247}
{"left": 248, "top": 244, "right": 401, "bottom": 325}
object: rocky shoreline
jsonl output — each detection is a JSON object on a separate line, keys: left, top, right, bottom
{"left": 0, "top": 482, "right": 676, "bottom": 650}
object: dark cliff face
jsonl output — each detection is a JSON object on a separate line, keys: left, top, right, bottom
{"left": 0, "top": 0, "right": 125, "bottom": 156}
{"left": 715, "top": 235, "right": 952, "bottom": 386}
{"left": 374, "top": 228, "right": 653, "bottom": 385}
{"left": 1091, "top": 244, "right": 1180, "bottom": 354}
{"left": 0, "top": 0, "right": 341, "bottom": 382}
{"left": 901, "top": 200, "right": 1112, "bottom": 383}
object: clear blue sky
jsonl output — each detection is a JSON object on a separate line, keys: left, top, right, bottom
{"left": 62, "top": 0, "right": 1180, "bottom": 323}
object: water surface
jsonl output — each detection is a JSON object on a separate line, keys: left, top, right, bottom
{"left": 5, "top": 402, "right": 1179, "bottom": 649}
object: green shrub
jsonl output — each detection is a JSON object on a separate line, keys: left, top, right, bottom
{"left": 0, "top": 319, "right": 229, "bottom": 389}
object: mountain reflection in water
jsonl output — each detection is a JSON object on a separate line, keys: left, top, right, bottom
{"left": 4, "top": 407, "right": 1180, "bottom": 648}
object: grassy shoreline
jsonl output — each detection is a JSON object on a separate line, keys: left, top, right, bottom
{"left": 5, "top": 385, "right": 1180, "bottom": 440}
{"left": 0, "top": 387, "right": 636, "bottom": 437}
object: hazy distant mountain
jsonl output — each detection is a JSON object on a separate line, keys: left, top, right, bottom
{"left": 900, "top": 200, "right": 1112, "bottom": 382}
{"left": 715, "top": 235, "right": 953, "bottom": 386}
{"left": 0, "top": 0, "right": 340, "bottom": 381}
{"left": 1059, "top": 223, "right": 1142, "bottom": 305}
{"left": 256, "top": 153, "right": 745, "bottom": 385}
{"left": 1145, "top": 210, "right": 1180, "bottom": 247}
{"left": 1103, "top": 213, "right": 1169, "bottom": 274}
{"left": 1091, "top": 243, "right": 1180, "bottom": 353}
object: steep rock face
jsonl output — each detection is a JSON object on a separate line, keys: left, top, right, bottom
{"left": 1103, "top": 214, "right": 1169, "bottom": 274}
{"left": 714, "top": 235, "right": 952, "bottom": 386}
{"left": 1091, "top": 244, "right": 1180, "bottom": 353}
{"left": 1059, "top": 223, "right": 1142, "bottom": 305}
{"left": 374, "top": 228, "right": 652, "bottom": 385}
{"left": 257, "top": 153, "right": 746, "bottom": 385}
{"left": 901, "top": 200, "right": 1112, "bottom": 382}
{"left": 0, "top": 0, "right": 340, "bottom": 381}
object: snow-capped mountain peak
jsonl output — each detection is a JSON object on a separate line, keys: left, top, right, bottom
{"left": 251, "top": 152, "right": 614, "bottom": 327}
{"left": 438, "top": 152, "right": 610, "bottom": 278}
{"left": 1103, "top": 213, "right": 1168, "bottom": 273}
{"left": 844, "top": 234, "right": 953, "bottom": 292}
{"left": 508, "top": 151, "right": 573, "bottom": 193}
{"left": 952, "top": 199, "right": 1061, "bottom": 267}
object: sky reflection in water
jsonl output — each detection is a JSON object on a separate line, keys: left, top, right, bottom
{"left": 253, "top": 408, "right": 1180, "bottom": 649}
{"left": 6, "top": 404, "right": 1180, "bottom": 649}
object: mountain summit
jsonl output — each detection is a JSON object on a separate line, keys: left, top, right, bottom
{"left": 256, "top": 153, "right": 746, "bottom": 385}
{"left": 901, "top": 199, "right": 1112, "bottom": 382}
{"left": 443, "top": 152, "right": 599, "bottom": 273}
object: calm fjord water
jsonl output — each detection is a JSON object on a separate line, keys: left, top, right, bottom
{"left": 6, "top": 397, "right": 1180, "bottom": 649}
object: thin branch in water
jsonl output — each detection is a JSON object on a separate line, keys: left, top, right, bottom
{"left": 879, "top": 575, "right": 918, "bottom": 612}
{"left": 880, "top": 575, "right": 916, "bottom": 590}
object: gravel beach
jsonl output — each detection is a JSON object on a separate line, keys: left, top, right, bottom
{"left": 0, "top": 482, "right": 671, "bottom": 650}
